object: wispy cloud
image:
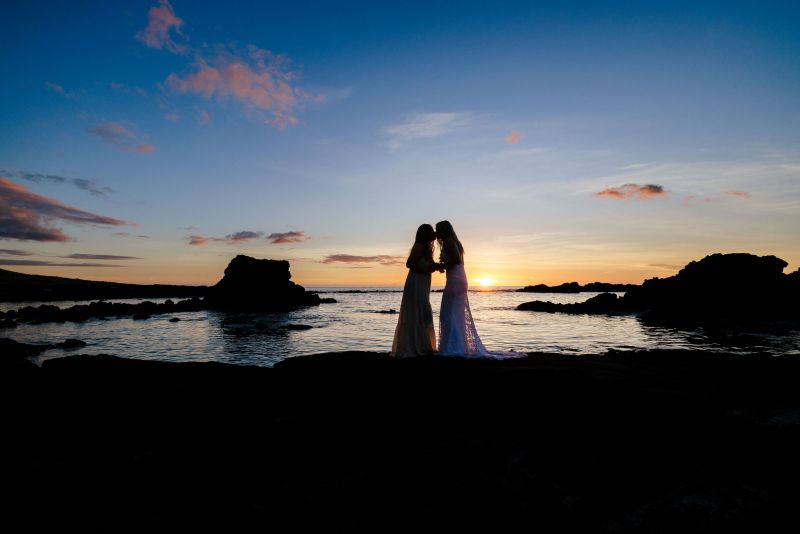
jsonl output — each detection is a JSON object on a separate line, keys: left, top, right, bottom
{"left": 62, "top": 254, "right": 141, "bottom": 260}
{"left": 225, "top": 230, "right": 263, "bottom": 242}
{"left": 2, "top": 170, "right": 114, "bottom": 197}
{"left": 268, "top": 230, "right": 309, "bottom": 244}
{"left": 593, "top": 183, "right": 668, "bottom": 200}
{"left": 725, "top": 190, "right": 752, "bottom": 198}
{"left": 504, "top": 130, "right": 522, "bottom": 145}
{"left": 88, "top": 122, "right": 155, "bottom": 154}
{"left": 0, "top": 259, "right": 122, "bottom": 267}
{"left": 0, "top": 249, "right": 34, "bottom": 256}
{"left": 322, "top": 254, "right": 403, "bottom": 266}
{"left": 382, "top": 112, "right": 473, "bottom": 149}
{"left": 0, "top": 176, "right": 129, "bottom": 242}
{"left": 136, "top": 0, "right": 186, "bottom": 54}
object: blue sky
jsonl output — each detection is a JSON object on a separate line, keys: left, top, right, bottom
{"left": 1, "top": 1, "right": 798, "bottom": 285}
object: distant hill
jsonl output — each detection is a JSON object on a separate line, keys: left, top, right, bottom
{"left": 517, "top": 281, "right": 639, "bottom": 293}
{"left": 0, "top": 268, "right": 207, "bottom": 303}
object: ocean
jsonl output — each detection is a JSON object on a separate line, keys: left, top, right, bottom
{"left": 4, "top": 288, "right": 799, "bottom": 367}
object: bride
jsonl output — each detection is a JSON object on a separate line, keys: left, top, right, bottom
{"left": 435, "top": 220, "right": 520, "bottom": 359}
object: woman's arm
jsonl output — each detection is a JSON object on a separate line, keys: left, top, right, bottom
{"left": 407, "top": 244, "right": 442, "bottom": 273}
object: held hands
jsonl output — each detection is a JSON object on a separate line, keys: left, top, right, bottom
{"left": 435, "top": 262, "right": 446, "bottom": 273}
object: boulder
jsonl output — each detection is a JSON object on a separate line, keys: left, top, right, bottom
{"left": 204, "top": 255, "right": 321, "bottom": 311}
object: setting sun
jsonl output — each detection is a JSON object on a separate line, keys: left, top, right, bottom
{"left": 474, "top": 277, "right": 494, "bottom": 288}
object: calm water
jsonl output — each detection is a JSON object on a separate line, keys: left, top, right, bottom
{"left": 5, "top": 288, "right": 800, "bottom": 367}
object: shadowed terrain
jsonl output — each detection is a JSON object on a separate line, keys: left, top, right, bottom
{"left": 3, "top": 347, "right": 800, "bottom": 529}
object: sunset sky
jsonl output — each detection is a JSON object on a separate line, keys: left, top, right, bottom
{"left": 1, "top": 1, "right": 798, "bottom": 287}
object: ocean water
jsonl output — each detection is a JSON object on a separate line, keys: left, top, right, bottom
{"left": 4, "top": 288, "right": 799, "bottom": 367}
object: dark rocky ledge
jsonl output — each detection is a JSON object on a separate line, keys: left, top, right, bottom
{"left": 518, "top": 281, "right": 639, "bottom": 293}
{"left": 3, "top": 347, "right": 800, "bottom": 529}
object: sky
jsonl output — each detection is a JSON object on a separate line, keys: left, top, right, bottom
{"left": 1, "top": 0, "right": 798, "bottom": 287}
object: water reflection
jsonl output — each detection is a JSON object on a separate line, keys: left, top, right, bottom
{"left": 6, "top": 289, "right": 799, "bottom": 367}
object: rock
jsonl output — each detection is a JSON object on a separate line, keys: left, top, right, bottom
{"left": 517, "top": 253, "right": 800, "bottom": 325}
{"left": 517, "top": 281, "right": 637, "bottom": 293}
{"left": 56, "top": 339, "right": 87, "bottom": 349}
{"left": 0, "top": 338, "right": 47, "bottom": 358}
{"left": 204, "top": 255, "right": 321, "bottom": 311}
{"left": 376, "top": 309, "right": 398, "bottom": 314}
{"left": 132, "top": 313, "right": 151, "bottom": 320}
{"left": 169, "top": 317, "right": 181, "bottom": 322}
{"left": 319, "top": 297, "right": 338, "bottom": 304}
{"left": 282, "top": 324, "right": 314, "bottom": 330}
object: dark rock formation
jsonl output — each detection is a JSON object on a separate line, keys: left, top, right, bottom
{"left": 518, "top": 253, "right": 800, "bottom": 325}
{"left": 518, "top": 281, "right": 638, "bottom": 293}
{"left": 0, "top": 267, "right": 206, "bottom": 303}
{"left": 282, "top": 324, "right": 313, "bottom": 330}
{"left": 319, "top": 297, "right": 338, "bottom": 304}
{"left": 3, "top": 349, "right": 800, "bottom": 529}
{"left": 517, "top": 292, "right": 623, "bottom": 313}
{"left": 205, "top": 255, "right": 321, "bottom": 311}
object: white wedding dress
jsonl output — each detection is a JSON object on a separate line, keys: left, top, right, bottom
{"left": 437, "top": 248, "right": 522, "bottom": 359}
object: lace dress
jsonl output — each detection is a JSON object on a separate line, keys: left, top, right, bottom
{"left": 438, "top": 247, "right": 522, "bottom": 359}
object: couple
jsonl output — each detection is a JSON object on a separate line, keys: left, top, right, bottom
{"left": 391, "top": 220, "right": 517, "bottom": 359}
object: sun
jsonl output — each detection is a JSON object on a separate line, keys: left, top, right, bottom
{"left": 474, "top": 277, "right": 493, "bottom": 288}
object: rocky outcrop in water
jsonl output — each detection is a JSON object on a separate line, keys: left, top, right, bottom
{"left": 517, "top": 253, "right": 800, "bottom": 325}
{"left": 205, "top": 255, "right": 321, "bottom": 311}
{"left": 517, "top": 281, "right": 638, "bottom": 293}
{"left": 0, "top": 256, "right": 327, "bottom": 326}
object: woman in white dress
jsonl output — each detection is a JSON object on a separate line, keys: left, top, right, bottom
{"left": 435, "top": 220, "right": 520, "bottom": 359}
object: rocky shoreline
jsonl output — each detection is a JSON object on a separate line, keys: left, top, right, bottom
{"left": 3, "top": 346, "right": 800, "bottom": 529}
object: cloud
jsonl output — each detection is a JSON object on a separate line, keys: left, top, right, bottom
{"left": 322, "top": 254, "right": 403, "bottom": 266}
{"left": 0, "top": 249, "right": 34, "bottom": 256}
{"left": 166, "top": 45, "right": 319, "bottom": 129}
{"left": 189, "top": 235, "right": 214, "bottom": 246}
{"left": 382, "top": 112, "right": 473, "bottom": 149}
{"left": 0, "top": 259, "right": 122, "bottom": 267}
{"left": 268, "top": 230, "right": 308, "bottom": 244}
{"left": 1, "top": 170, "right": 113, "bottom": 197}
{"left": 593, "top": 183, "right": 668, "bottom": 200}
{"left": 88, "top": 122, "right": 155, "bottom": 154}
{"left": 0, "top": 176, "right": 129, "bottom": 242}
{"left": 725, "top": 190, "right": 752, "bottom": 198}
{"left": 62, "top": 254, "right": 141, "bottom": 260}
{"left": 136, "top": 0, "right": 186, "bottom": 54}
{"left": 649, "top": 263, "right": 681, "bottom": 270}
{"left": 504, "top": 131, "right": 522, "bottom": 144}
{"left": 225, "top": 230, "right": 263, "bottom": 242}
{"left": 45, "top": 81, "right": 65, "bottom": 95}
{"left": 164, "top": 112, "right": 180, "bottom": 122}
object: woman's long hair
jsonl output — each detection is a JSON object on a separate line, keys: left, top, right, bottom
{"left": 412, "top": 223, "right": 436, "bottom": 263}
{"left": 435, "top": 220, "right": 464, "bottom": 255}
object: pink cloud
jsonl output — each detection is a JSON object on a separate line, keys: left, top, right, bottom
{"left": 268, "top": 230, "right": 309, "bottom": 244}
{"left": 725, "top": 190, "right": 751, "bottom": 199}
{"left": 88, "top": 122, "right": 155, "bottom": 154}
{"left": 0, "top": 176, "right": 129, "bottom": 242}
{"left": 504, "top": 131, "right": 521, "bottom": 144}
{"left": 226, "top": 231, "right": 263, "bottom": 242}
{"left": 136, "top": 0, "right": 186, "bottom": 54}
{"left": 594, "top": 183, "right": 668, "bottom": 200}
{"left": 166, "top": 47, "right": 307, "bottom": 128}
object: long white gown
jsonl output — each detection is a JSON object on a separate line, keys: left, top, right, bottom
{"left": 437, "top": 248, "right": 522, "bottom": 359}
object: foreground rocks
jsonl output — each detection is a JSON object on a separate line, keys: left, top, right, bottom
{"left": 3, "top": 349, "right": 800, "bottom": 529}
{"left": 518, "top": 253, "right": 800, "bottom": 326}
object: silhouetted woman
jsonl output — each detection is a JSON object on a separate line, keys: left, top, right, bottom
{"left": 390, "top": 224, "right": 443, "bottom": 357}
